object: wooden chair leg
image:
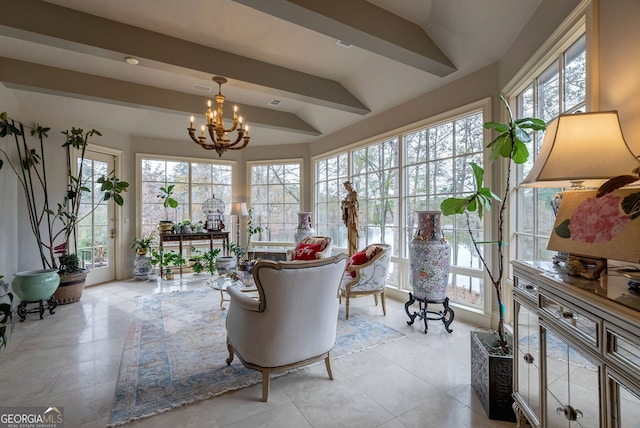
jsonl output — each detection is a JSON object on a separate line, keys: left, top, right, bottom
{"left": 324, "top": 352, "right": 334, "bottom": 380}
{"left": 261, "top": 368, "right": 271, "bottom": 402}
{"left": 374, "top": 293, "right": 379, "bottom": 306}
{"left": 226, "top": 343, "right": 234, "bottom": 365}
{"left": 345, "top": 295, "right": 350, "bottom": 320}
{"left": 380, "top": 290, "right": 386, "bottom": 316}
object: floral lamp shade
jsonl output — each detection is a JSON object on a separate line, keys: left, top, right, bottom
{"left": 548, "top": 188, "right": 640, "bottom": 263}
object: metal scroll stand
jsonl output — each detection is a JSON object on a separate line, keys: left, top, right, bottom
{"left": 405, "top": 293, "right": 454, "bottom": 334}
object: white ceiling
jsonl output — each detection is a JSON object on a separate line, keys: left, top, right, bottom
{"left": 0, "top": 0, "right": 542, "bottom": 147}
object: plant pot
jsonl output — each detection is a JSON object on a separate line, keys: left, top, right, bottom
{"left": 133, "top": 254, "right": 151, "bottom": 280}
{"left": 165, "top": 270, "right": 174, "bottom": 280}
{"left": 470, "top": 331, "right": 515, "bottom": 422}
{"left": 215, "top": 256, "right": 237, "bottom": 275}
{"left": 11, "top": 269, "right": 60, "bottom": 302}
{"left": 55, "top": 269, "right": 89, "bottom": 305}
{"left": 158, "top": 220, "right": 173, "bottom": 235}
{"left": 148, "top": 270, "right": 158, "bottom": 281}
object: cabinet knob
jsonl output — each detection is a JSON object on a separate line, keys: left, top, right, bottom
{"left": 556, "top": 405, "right": 582, "bottom": 421}
{"left": 561, "top": 311, "right": 574, "bottom": 319}
{"left": 523, "top": 353, "right": 534, "bottom": 364}
{"left": 524, "top": 284, "right": 534, "bottom": 290}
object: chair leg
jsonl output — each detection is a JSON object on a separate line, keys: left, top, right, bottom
{"left": 374, "top": 293, "right": 379, "bottom": 306}
{"left": 324, "top": 352, "right": 334, "bottom": 380}
{"left": 226, "top": 343, "right": 234, "bottom": 365}
{"left": 380, "top": 290, "right": 387, "bottom": 316}
{"left": 261, "top": 368, "right": 271, "bottom": 402}
{"left": 345, "top": 296, "right": 350, "bottom": 320}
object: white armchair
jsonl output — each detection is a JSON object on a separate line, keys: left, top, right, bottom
{"left": 225, "top": 253, "right": 348, "bottom": 401}
{"left": 286, "top": 236, "right": 332, "bottom": 260}
{"left": 339, "top": 243, "right": 391, "bottom": 320}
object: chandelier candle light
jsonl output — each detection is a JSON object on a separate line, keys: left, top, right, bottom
{"left": 188, "top": 76, "right": 250, "bottom": 157}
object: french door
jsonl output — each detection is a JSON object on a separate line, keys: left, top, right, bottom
{"left": 76, "top": 151, "right": 117, "bottom": 285}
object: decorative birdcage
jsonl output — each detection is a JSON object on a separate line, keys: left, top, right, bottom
{"left": 202, "top": 194, "right": 225, "bottom": 231}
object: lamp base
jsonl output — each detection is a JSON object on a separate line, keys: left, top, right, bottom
{"left": 565, "top": 254, "right": 607, "bottom": 280}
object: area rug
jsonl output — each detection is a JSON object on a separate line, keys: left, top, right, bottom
{"left": 109, "top": 290, "right": 406, "bottom": 426}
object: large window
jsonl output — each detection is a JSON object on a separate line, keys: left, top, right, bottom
{"left": 513, "top": 33, "right": 586, "bottom": 260}
{"left": 315, "top": 153, "right": 349, "bottom": 247}
{"left": 351, "top": 139, "right": 400, "bottom": 255}
{"left": 249, "top": 160, "right": 302, "bottom": 242}
{"left": 403, "top": 111, "right": 485, "bottom": 308}
{"left": 313, "top": 104, "right": 487, "bottom": 304}
{"left": 138, "top": 156, "right": 233, "bottom": 237}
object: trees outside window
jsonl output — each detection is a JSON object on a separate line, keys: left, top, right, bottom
{"left": 249, "top": 161, "right": 302, "bottom": 242}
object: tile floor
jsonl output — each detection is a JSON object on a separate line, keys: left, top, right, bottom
{"left": 0, "top": 276, "right": 516, "bottom": 427}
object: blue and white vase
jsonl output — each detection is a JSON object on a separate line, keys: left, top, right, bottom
{"left": 133, "top": 254, "right": 151, "bottom": 280}
{"left": 294, "top": 212, "right": 315, "bottom": 243}
{"left": 409, "top": 210, "right": 450, "bottom": 301}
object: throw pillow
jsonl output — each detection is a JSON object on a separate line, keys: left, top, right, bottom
{"left": 346, "top": 250, "right": 368, "bottom": 277}
{"left": 293, "top": 242, "right": 323, "bottom": 260}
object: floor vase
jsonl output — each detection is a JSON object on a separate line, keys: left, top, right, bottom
{"left": 409, "top": 210, "right": 450, "bottom": 300}
{"left": 294, "top": 212, "right": 316, "bottom": 243}
{"left": 405, "top": 210, "right": 454, "bottom": 333}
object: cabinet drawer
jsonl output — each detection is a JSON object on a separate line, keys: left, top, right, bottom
{"left": 605, "top": 321, "right": 640, "bottom": 384}
{"left": 540, "top": 292, "right": 600, "bottom": 349}
{"left": 514, "top": 274, "right": 538, "bottom": 303}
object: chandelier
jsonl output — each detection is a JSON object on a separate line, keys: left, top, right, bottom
{"left": 187, "top": 76, "right": 250, "bottom": 157}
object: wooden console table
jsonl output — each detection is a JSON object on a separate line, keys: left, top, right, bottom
{"left": 159, "top": 231, "right": 229, "bottom": 277}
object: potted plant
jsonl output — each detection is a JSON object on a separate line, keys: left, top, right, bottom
{"left": 201, "top": 248, "right": 221, "bottom": 280}
{"left": 0, "top": 275, "right": 14, "bottom": 351}
{"left": 131, "top": 233, "right": 156, "bottom": 256}
{"left": 148, "top": 250, "right": 161, "bottom": 280}
{"left": 247, "top": 207, "right": 262, "bottom": 248}
{"left": 0, "top": 113, "right": 129, "bottom": 304}
{"left": 157, "top": 185, "right": 178, "bottom": 234}
{"left": 440, "top": 96, "right": 546, "bottom": 421}
{"left": 190, "top": 246, "right": 205, "bottom": 274}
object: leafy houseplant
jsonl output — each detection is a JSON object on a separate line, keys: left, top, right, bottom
{"left": 0, "top": 112, "right": 129, "bottom": 278}
{"left": 246, "top": 207, "right": 262, "bottom": 248}
{"left": 131, "top": 233, "right": 156, "bottom": 255}
{"left": 440, "top": 96, "right": 546, "bottom": 353}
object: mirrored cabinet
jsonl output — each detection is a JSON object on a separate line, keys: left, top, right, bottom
{"left": 512, "top": 261, "right": 640, "bottom": 428}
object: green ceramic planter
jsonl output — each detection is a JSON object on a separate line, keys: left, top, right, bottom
{"left": 11, "top": 269, "right": 60, "bottom": 302}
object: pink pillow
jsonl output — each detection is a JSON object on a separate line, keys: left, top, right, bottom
{"left": 346, "top": 250, "right": 368, "bottom": 277}
{"left": 293, "top": 242, "right": 323, "bottom": 260}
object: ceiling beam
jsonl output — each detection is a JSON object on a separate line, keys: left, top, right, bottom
{"left": 0, "top": 0, "right": 369, "bottom": 115}
{"left": 232, "top": 0, "right": 456, "bottom": 77}
{"left": 0, "top": 57, "right": 320, "bottom": 136}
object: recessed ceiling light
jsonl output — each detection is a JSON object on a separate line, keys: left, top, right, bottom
{"left": 124, "top": 56, "right": 139, "bottom": 65}
{"left": 336, "top": 40, "right": 352, "bottom": 48}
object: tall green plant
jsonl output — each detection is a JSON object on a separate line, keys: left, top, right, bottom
{"left": 246, "top": 207, "right": 262, "bottom": 248}
{"left": 0, "top": 112, "right": 129, "bottom": 271}
{"left": 157, "top": 185, "right": 178, "bottom": 221}
{"left": 440, "top": 96, "right": 546, "bottom": 352}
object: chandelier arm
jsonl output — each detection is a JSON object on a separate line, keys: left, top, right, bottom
{"left": 228, "top": 137, "right": 250, "bottom": 151}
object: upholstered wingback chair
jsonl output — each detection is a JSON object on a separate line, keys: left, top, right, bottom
{"left": 225, "top": 253, "right": 348, "bottom": 401}
{"left": 286, "top": 236, "right": 333, "bottom": 261}
{"left": 339, "top": 243, "right": 391, "bottom": 320}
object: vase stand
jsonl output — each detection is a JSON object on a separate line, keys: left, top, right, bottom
{"left": 16, "top": 296, "right": 58, "bottom": 322}
{"left": 404, "top": 293, "right": 454, "bottom": 334}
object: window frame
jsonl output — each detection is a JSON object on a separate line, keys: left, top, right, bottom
{"left": 247, "top": 158, "right": 304, "bottom": 245}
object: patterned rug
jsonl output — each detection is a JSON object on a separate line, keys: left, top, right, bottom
{"left": 109, "top": 289, "right": 405, "bottom": 426}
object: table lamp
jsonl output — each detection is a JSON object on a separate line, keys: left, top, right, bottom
{"left": 521, "top": 111, "right": 640, "bottom": 278}
{"left": 230, "top": 202, "right": 249, "bottom": 248}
